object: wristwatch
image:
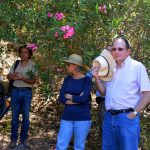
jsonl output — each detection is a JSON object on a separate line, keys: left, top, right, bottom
{"left": 133, "top": 110, "right": 138, "bottom": 115}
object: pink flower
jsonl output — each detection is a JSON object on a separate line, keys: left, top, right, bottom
{"left": 26, "top": 43, "right": 38, "bottom": 52}
{"left": 55, "top": 12, "right": 65, "bottom": 21}
{"left": 99, "top": 4, "right": 107, "bottom": 14}
{"left": 54, "top": 32, "right": 59, "bottom": 38}
{"left": 61, "top": 25, "right": 70, "bottom": 32}
{"left": 63, "top": 27, "right": 75, "bottom": 39}
{"left": 47, "top": 12, "right": 54, "bottom": 18}
{"left": 60, "top": 25, "right": 75, "bottom": 39}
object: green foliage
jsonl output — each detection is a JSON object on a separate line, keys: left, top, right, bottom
{"left": 1, "top": 0, "right": 150, "bottom": 93}
{"left": 25, "top": 69, "right": 36, "bottom": 79}
{"left": 1, "top": 0, "right": 150, "bottom": 95}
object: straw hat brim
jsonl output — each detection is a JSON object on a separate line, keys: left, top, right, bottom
{"left": 100, "top": 49, "right": 116, "bottom": 81}
{"left": 93, "top": 49, "right": 116, "bottom": 81}
{"left": 63, "top": 60, "right": 83, "bottom": 67}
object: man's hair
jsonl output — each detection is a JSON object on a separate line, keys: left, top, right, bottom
{"left": 113, "top": 37, "right": 130, "bottom": 49}
{"left": 18, "top": 45, "right": 33, "bottom": 59}
{"left": 105, "top": 45, "right": 112, "bottom": 51}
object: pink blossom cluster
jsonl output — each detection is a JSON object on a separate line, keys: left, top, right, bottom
{"left": 60, "top": 25, "right": 75, "bottom": 39}
{"left": 47, "top": 12, "right": 65, "bottom": 21}
{"left": 26, "top": 43, "right": 38, "bottom": 52}
{"left": 47, "top": 12, "right": 54, "bottom": 18}
{"left": 55, "top": 32, "right": 59, "bottom": 38}
{"left": 55, "top": 13, "right": 65, "bottom": 21}
{"left": 99, "top": 4, "right": 107, "bottom": 14}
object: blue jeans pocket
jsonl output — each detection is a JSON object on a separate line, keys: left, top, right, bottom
{"left": 125, "top": 113, "right": 137, "bottom": 120}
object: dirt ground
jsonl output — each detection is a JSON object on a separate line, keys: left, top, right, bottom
{"left": 0, "top": 95, "right": 100, "bottom": 150}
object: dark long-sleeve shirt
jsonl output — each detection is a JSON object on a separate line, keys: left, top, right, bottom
{"left": 59, "top": 75, "right": 92, "bottom": 121}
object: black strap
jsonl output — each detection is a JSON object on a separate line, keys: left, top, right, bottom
{"left": 101, "top": 56, "right": 110, "bottom": 77}
{"left": 14, "top": 60, "right": 20, "bottom": 72}
{"left": 7, "top": 60, "right": 20, "bottom": 97}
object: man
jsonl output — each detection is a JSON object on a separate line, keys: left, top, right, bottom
{"left": 92, "top": 38, "right": 150, "bottom": 150}
{"left": 7, "top": 45, "right": 38, "bottom": 148}
{"left": 95, "top": 45, "right": 112, "bottom": 149}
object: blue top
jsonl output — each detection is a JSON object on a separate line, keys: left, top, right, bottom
{"left": 59, "top": 75, "right": 92, "bottom": 121}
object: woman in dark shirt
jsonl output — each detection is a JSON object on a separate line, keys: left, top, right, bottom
{"left": 56, "top": 54, "right": 92, "bottom": 150}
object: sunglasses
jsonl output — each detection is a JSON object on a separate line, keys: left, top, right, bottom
{"left": 111, "top": 47, "right": 126, "bottom": 52}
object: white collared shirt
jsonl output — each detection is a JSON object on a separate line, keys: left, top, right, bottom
{"left": 105, "top": 56, "right": 150, "bottom": 110}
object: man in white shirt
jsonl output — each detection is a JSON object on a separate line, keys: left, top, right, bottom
{"left": 92, "top": 37, "right": 150, "bottom": 150}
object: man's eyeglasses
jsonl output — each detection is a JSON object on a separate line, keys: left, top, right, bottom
{"left": 111, "top": 48, "right": 126, "bottom": 52}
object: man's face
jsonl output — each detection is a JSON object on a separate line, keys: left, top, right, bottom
{"left": 20, "top": 48, "right": 30, "bottom": 61}
{"left": 111, "top": 39, "right": 130, "bottom": 64}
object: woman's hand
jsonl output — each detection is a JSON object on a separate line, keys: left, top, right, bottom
{"left": 65, "top": 100, "right": 78, "bottom": 105}
{"left": 13, "top": 72, "right": 24, "bottom": 80}
{"left": 80, "top": 92, "right": 84, "bottom": 96}
{"left": 65, "top": 94, "right": 73, "bottom": 100}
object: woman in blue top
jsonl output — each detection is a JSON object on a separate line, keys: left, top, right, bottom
{"left": 56, "top": 54, "right": 92, "bottom": 150}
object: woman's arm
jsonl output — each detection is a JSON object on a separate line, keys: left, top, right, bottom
{"left": 58, "top": 77, "right": 68, "bottom": 104}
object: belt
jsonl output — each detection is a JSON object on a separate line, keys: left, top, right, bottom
{"left": 96, "top": 97, "right": 105, "bottom": 101}
{"left": 96, "top": 97, "right": 105, "bottom": 104}
{"left": 13, "top": 86, "right": 32, "bottom": 90}
{"left": 108, "top": 108, "right": 133, "bottom": 116}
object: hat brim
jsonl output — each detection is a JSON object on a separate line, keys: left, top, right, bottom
{"left": 64, "top": 60, "right": 83, "bottom": 67}
{"left": 95, "top": 49, "right": 116, "bottom": 81}
{"left": 100, "top": 49, "right": 116, "bottom": 81}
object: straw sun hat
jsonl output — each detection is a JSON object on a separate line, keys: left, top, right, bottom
{"left": 93, "top": 49, "right": 116, "bottom": 81}
{"left": 64, "top": 54, "right": 83, "bottom": 67}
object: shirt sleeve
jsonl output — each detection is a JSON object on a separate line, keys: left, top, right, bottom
{"left": 58, "top": 76, "right": 68, "bottom": 104}
{"left": 72, "top": 77, "right": 92, "bottom": 104}
{"left": 137, "top": 63, "right": 150, "bottom": 92}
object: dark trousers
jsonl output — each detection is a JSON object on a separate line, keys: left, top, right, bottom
{"left": 96, "top": 97, "right": 106, "bottom": 149}
{"left": 11, "top": 87, "right": 32, "bottom": 142}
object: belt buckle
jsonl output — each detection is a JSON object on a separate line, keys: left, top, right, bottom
{"left": 110, "top": 110, "right": 118, "bottom": 115}
{"left": 122, "top": 109, "right": 126, "bottom": 113}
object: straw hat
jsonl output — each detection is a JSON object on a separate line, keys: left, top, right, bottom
{"left": 93, "top": 49, "right": 116, "bottom": 81}
{"left": 64, "top": 54, "right": 83, "bottom": 67}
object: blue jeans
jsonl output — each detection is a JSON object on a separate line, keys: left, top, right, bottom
{"left": 11, "top": 87, "right": 32, "bottom": 142}
{"left": 56, "top": 120, "right": 92, "bottom": 150}
{"left": 102, "top": 111, "right": 140, "bottom": 150}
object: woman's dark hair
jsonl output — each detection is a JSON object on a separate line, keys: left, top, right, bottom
{"left": 113, "top": 37, "right": 130, "bottom": 49}
{"left": 76, "top": 66, "right": 84, "bottom": 72}
{"left": 18, "top": 45, "right": 33, "bottom": 59}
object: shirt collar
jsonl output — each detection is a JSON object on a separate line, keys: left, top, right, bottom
{"left": 116, "top": 56, "right": 131, "bottom": 68}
